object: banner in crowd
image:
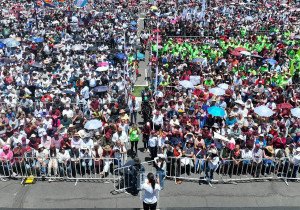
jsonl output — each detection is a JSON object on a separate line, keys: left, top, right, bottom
{"left": 74, "top": 0, "right": 88, "bottom": 7}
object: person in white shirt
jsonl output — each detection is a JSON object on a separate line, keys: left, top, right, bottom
{"left": 112, "top": 127, "right": 128, "bottom": 144}
{"left": 81, "top": 134, "right": 94, "bottom": 149}
{"left": 152, "top": 111, "right": 163, "bottom": 131}
{"left": 291, "top": 148, "right": 300, "bottom": 178}
{"left": 57, "top": 147, "right": 71, "bottom": 176}
{"left": 35, "top": 145, "right": 49, "bottom": 175}
{"left": 148, "top": 131, "right": 158, "bottom": 161}
{"left": 71, "top": 133, "right": 83, "bottom": 149}
{"left": 141, "top": 172, "right": 161, "bottom": 210}
{"left": 62, "top": 105, "right": 74, "bottom": 119}
{"left": 61, "top": 93, "right": 71, "bottom": 106}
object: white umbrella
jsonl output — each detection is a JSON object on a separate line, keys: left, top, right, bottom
{"left": 72, "top": 44, "right": 83, "bottom": 51}
{"left": 254, "top": 105, "right": 274, "bottom": 117}
{"left": 291, "top": 108, "right": 300, "bottom": 118}
{"left": 209, "top": 87, "right": 225, "bottom": 96}
{"left": 214, "top": 132, "right": 229, "bottom": 142}
{"left": 84, "top": 119, "right": 102, "bottom": 130}
{"left": 240, "top": 51, "right": 251, "bottom": 56}
{"left": 235, "top": 100, "right": 245, "bottom": 106}
{"left": 96, "top": 66, "right": 109, "bottom": 72}
{"left": 218, "top": 83, "right": 229, "bottom": 90}
{"left": 179, "top": 80, "right": 194, "bottom": 89}
{"left": 245, "top": 16, "right": 254, "bottom": 21}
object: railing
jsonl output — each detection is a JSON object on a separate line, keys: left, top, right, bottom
{"left": 0, "top": 157, "right": 120, "bottom": 183}
{"left": 165, "top": 157, "right": 300, "bottom": 186}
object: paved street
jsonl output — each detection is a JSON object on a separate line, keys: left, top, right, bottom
{"left": 1, "top": 179, "right": 300, "bottom": 209}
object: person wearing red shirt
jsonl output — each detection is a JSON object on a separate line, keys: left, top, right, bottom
{"left": 173, "top": 144, "right": 183, "bottom": 184}
{"left": 272, "top": 133, "right": 286, "bottom": 149}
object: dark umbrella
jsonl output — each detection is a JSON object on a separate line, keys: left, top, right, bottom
{"left": 63, "top": 90, "right": 76, "bottom": 95}
{"left": 93, "top": 86, "right": 109, "bottom": 93}
{"left": 277, "top": 103, "right": 293, "bottom": 109}
{"left": 31, "top": 62, "right": 43, "bottom": 68}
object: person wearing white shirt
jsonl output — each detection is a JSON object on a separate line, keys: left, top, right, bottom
{"left": 112, "top": 127, "right": 128, "bottom": 144}
{"left": 152, "top": 111, "right": 163, "bottom": 130}
{"left": 81, "top": 136, "right": 94, "bottom": 150}
{"left": 141, "top": 172, "right": 161, "bottom": 210}
{"left": 62, "top": 105, "right": 74, "bottom": 119}
{"left": 291, "top": 148, "right": 300, "bottom": 178}
{"left": 71, "top": 133, "right": 83, "bottom": 149}
{"left": 61, "top": 93, "right": 71, "bottom": 106}
{"left": 148, "top": 131, "right": 158, "bottom": 161}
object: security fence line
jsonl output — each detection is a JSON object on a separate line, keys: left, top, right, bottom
{"left": 1, "top": 157, "right": 300, "bottom": 188}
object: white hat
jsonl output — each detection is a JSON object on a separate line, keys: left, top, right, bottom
{"left": 30, "top": 134, "right": 36, "bottom": 138}
{"left": 296, "top": 148, "right": 300, "bottom": 152}
{"left": 38, "top": 144, "right": 44, "bottom": 149}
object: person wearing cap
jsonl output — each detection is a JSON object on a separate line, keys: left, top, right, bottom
{"left": 81, "top": 133, "right": 93, "bottom": 150}
{"left": 112, "top": 126, "right": 128, "bottom": 145}
{"left": 80, "top": 145, "right": 93, "bottom": 176}
{"left": 128, "top": 95, "right": 140, "bottom": 125}
{"left": 71, "top": 133, "right": 83, "bottom": 149}
{"left": 62, "top": 105, "right": 74, "bottom": 119}
{"left": 255, "top": 134, "right": 267, "bottom": 149}
{"left": 206, "top": 148, "right": 219, "bottom": 181}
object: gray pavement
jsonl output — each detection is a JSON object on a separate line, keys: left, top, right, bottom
{"left": 1, "top": 179, "right": 300, "bottom": 208}
{"left": 135, "top": 16, "right": 149, "bottom": 87}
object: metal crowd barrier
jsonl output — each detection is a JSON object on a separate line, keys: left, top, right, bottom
{"left": 165, "top": 157, "right": 300, "bottom": 187}
{"left": 0, "top": 157, "right": 120, "bottom": 183}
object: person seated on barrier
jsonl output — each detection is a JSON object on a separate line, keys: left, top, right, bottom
{"left": 194, "top": 143, "right": 206, "bottom": 174}
{"left": 101, "top": 145, "right": 114, "bottom": 177}
{"left": 69, "top": 147, "right": 80, "bottom": 178}
{"left": 241, "top": 145, "right": 253, "bottom": 174}
{"left": 255, "top": 134, "right": 267, "bottom": 149}
{"left": 182, "top": 140, "right": 194, "bottom": 175}
{"left": 173, "top": 143, "right": 183, "bottom": 185}
{"left": 252, "top": 144, "right": 263, "bottom": 178}
{"left": 205, "top": 148, "right": 219, "bottom": 181}
{"left": 35, "top": 144, "right": 49, "bottom": 176}
{"left": 230, "top": 144, "right": 242, "bottom": 177}
{"left": 0, "top": 145, "right": 14, "bottom": 180}
{"left": 57, "top": 147, "right": 71, "bottom": 177}
{"left": 48, "top": 144, "right": 59, "bottom": 177}
{"left": 92, "top": 143, "right": 103, "bottom": 174}
{"left": 291, "top": 148, "right": 300, "bottom": 180}
{"left": 80, "top": 146, "right": 93, "bottom": 176}
{"left": 220, "top": 142, "right": 233, "bottom": 175}
{"left": 154, "top": 154, "right": 166, "bottom": 190}
{"left": 263, "top": 146, "right": 275, "bottom": 175}
{"left": 113, "top": 140, "right": 127, "bottom": 167}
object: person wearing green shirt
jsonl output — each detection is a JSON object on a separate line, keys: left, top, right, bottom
{"left": 129, "top": 124, "right": 141, "bottom": 156}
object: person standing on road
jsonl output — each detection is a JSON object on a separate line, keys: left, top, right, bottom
{"left": 129, "top": 124, "right": 140, "bottom": 156}
{"left": 141, "top": 172, "right": 161, "bottom": 210}
{"left": 149, "top": 130, "right": 158, "bottom": 161}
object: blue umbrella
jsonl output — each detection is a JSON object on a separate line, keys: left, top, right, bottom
{"left": 130, "top": 20, "right": 137, "bottom": 26}
{"left": 192, "top": 58, "right": 204, "bottom": 63}
{"left": 63, "top": 90, "right": 76, "bottom": 95}
{"left": 0, "top": 43, "right": 5, "bottom": 49}
{"left": 32, "top": 37, "right": 44, "bottom": 43}
{"left": 115, "top": 53, "right": 127, "bottom": 60}
{"left": 207, "top": 106, "right": 225, "bottom": 117}
{"left": 130, "top": 26, "right": 137, "bottom": 31}
{"left": 263, "top": 58, "right": 277, "bottom": 66}
{"left": 3, "top": 38, "right": 20, "bottom": 48}
{"left": 93, "top": 86, "right": 109, "bottom": 93}
{"left": 133, "top": 52, "right": 145, "bottom": 60}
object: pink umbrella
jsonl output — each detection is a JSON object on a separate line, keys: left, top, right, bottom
{"left": 230, "top": 50, "right": 241, "bottom": 57}
{"left": 235, "top": 47, "right": 247, "bottom": 52}
{"left": 97, "top": 62, "right": 109, "bottom": 67}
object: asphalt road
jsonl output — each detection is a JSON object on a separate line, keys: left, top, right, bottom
{"left": 1, "top": 179, "right": 300, "bottom": 209}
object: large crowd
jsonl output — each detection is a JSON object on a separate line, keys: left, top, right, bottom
{"left": 0, "top": 0, "right": 300, "bottom": 189}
